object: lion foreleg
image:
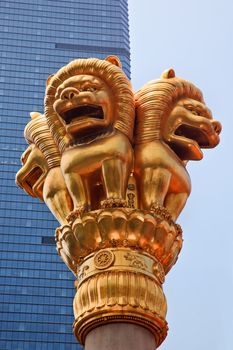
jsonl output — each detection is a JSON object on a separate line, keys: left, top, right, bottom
{"left": 101, "top": 158, "right": 130, "bottom": 207}
{"left": 44, "top": 190, "right": 73, "bottom": 225}
{"left": 140, "top": 168, "right": 171, "bottom": 211}
{"left": 164, "top": 192, "right": 189, "bottom": 221}
{"left": 63, "top": 172, "right": 87, "bottom": 211}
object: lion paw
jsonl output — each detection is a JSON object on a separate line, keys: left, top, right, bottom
{"left": 100, "top": 198, "right": 127, "bottom": 209}
{"left": 150, "top": 203, "right": 173, "bottom": 224}
{"left": 66, "top": 205, "right": 88, "bottom": 223}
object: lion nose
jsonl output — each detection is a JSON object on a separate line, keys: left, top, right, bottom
{"left": 212, "top": 120, "right": 222, "bottom": 135}
{"left": 60, "top": 87, "right": 79, "bottom": 100}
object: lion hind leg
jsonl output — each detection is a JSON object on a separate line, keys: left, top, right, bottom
{"left": 140, "top": 167, "right": 171, "bottom": 211}
{"left": 43, "top": 167, "right": 73, "bottom": 225}
{"left": 164, "top": 192, "right": 189, "bottom": 222}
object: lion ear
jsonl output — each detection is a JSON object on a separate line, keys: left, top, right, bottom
{"left": 46, "top": 74, "right": 54, "bottom": 87}
{"left": 105, "top": 55, "right": 122, "bottom": 68}
{"left": 161, "top": 68, "right": 175, "bottom": 79}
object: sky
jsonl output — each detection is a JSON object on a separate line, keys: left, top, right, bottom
{"left": 128, "top": 1, "right": 233, "bottom": 349}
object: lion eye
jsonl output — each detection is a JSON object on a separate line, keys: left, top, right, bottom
{"left": 87, "top": 87, "right": 97, "bottom": 92}
{"left": 185, "top": 105, "right": 200, "bottom": 116}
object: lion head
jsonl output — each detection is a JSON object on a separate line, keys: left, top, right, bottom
{"left": 16, "top": 112, "right": 61, "bottom": 199}
{"left": 135, "top": 69, "right": 221, "bottom": 160}
{"left": 44, "top": 56, "right": 134, "bottom": 152}
{"left": 16, "top": 144, "right": 48, "bottom": 200}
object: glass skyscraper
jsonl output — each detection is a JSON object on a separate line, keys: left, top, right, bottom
{"left": 0, "top": 1, "right": 130, "bottom": 349}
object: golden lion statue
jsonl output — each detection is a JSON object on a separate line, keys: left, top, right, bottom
{"left": 16, "top": 112, "right": 73, "bottom": 225}
{"left": 44, "top": 56, "right": 134, "bottom": 215}
{"left": 134, "top": 69, "right": 221, "bottom": 221}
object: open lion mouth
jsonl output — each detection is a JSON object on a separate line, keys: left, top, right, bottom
{"left": 26, "top": 167, "right": 43, "bottom": 190}
{"left": 175, "top": 124, "right": 211, "bottom": 147}
{"left": 60, "top": 105, "right": 104, "bottom": 125}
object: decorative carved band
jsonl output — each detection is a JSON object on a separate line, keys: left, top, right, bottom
{"left": 74, "top": 311, "right": 168, "bottom": 348}
{"left": 77, "top": 248, "right": 165, "bottom": 286}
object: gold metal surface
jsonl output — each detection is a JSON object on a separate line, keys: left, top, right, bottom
{"left": 76, "top": 247, "right": 164, "bottom": 286}
{"left": 44, "top": 56, "right": 134, "bottom": 215}
{"left": 55, "top": 208, "right": 182, "bottom": 275}
{"left": 15, "top": 57, "right": 221, "bottom": 348}
{"left": 73, "top": 248, "right": 168, "bottom": 347}
{"left": 134, "top": 69, "right": 221, "bottom": 221}
{"left": 16, "top": 112, "right": 72, "bottom": 225}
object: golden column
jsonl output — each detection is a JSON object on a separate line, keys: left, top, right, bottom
{"left": 16, "top": 56, "right": 221, "bottom": 349}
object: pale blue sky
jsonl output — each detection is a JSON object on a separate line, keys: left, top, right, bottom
{"left": 128, "top": 1, "right": 233, "bottom": 349}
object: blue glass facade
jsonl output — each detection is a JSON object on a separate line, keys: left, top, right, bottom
{"left": 0, "top": 1, "right": 130, "bottom": 349}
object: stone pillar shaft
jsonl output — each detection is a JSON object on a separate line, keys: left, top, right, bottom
{"left": 85, "top": 323, "right": 156, "bottom": 350}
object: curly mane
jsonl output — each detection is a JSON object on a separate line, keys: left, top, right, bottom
{"left": 134, "top": 70, "right": 204, "bottom": 144}
{"left": 24, "top": 113, "right": 61, "bottom": 169}
{"left": 44, "top": 57, "right": 134, "bottom": 152}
